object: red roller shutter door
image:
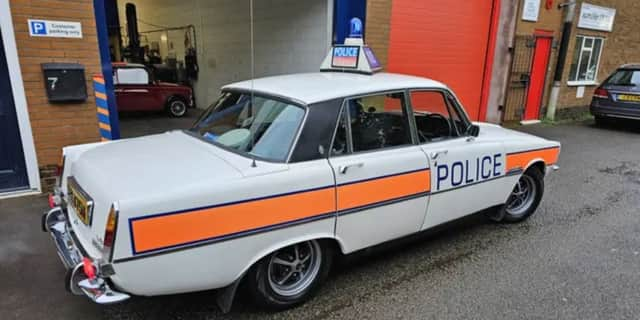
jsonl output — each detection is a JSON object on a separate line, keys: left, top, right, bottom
{"left": 387, "top": 0, "right": 500, "bottom": 121}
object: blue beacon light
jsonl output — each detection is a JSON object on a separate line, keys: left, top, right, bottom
{"left": 349, "top": 17, "right": 363, "bottom": 38}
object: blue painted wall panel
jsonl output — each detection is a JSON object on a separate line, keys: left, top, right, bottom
{"left": 93, "top": 0, "right": 121, "bottom": 139}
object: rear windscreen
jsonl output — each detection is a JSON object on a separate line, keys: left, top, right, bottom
{"left": 605, "top": 69, "right": 640, "bottom": 86}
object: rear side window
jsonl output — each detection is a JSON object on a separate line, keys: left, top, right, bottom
{"left": 330, "top": 92, "right": 413, "bottom": 156}
{"left": 605, "top": 69, "right": 640, "bottom": 86}
{"left": 344, "top": 92, "right": 412, "bottom": 153}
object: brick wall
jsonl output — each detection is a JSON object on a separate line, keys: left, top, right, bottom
{"left": 9, "top": 0, "right": 101, "bottom": 190}
{"left": 365, "top": 0, "right": 392, "bottom": 68}
{"left": 508, "top": 0, "right": 640, "bottom": 120}
{"left": 556, "top": 0, "right": 640, "bottom": 111}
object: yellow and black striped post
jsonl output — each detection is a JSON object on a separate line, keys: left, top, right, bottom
{"left": 93, "top": 75, "right": 112, "bottom": 141}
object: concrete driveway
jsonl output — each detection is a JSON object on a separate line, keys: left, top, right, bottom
{"left": 1, "top": 120, "right": 640, "bottom": 319}
{"left": 118, "top": 109, "right": 203, "bottom": 138}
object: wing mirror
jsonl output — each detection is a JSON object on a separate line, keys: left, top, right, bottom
{"left": 467, "top": 124, "right": 480, "bottom": 137}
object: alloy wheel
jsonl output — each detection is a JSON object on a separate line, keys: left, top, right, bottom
{"left": 170, "top": 100, "right": 186, "bottom": 117}
{"left": 267, "top": 240, "right": 322, "bottom": 297}
{"left": 506, "top": 174, "right": 537, "bottom": 217}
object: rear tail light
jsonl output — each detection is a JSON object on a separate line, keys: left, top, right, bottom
{"left": 83, "top": 257, "right": 96, "bottom": 280}
{"left": 103, "top": 204, "right": 119, "bottom": 260}
{"left": 594, "top": 88, "right": 609, "bottom": 99}
{"left": 48, "top": 194, "right": 56, "bottom": 209}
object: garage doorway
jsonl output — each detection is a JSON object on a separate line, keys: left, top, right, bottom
{"left": 100, "top": 0, "right": 332, "bottom": 138}
{"left": 386, "top": 0, "right": 500, "bottom": 121}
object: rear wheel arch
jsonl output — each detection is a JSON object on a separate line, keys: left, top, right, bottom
{"left": 165, "top": 94, "right": 187, "bottom": 106}
{"left": 239, "top": 236, "right": 340, "bottom": 309}
{"left": 237, "top": 236, "right": 343, "bottom": 283}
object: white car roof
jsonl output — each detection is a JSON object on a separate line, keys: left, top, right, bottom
{"left": 223, "top": 72, "right": 448, "bottom": 105}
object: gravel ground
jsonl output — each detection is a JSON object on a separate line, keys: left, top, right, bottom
{"left": 1, "top": 119, "right": 640, "bottom": 319}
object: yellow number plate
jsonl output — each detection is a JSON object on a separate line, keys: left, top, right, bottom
{"left": 68, "top": 178, "right": 92, "bottom": 225}
{"left": 617, "top": 94, "right": 640, "bottom": 102}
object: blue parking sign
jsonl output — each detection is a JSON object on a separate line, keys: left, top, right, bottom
{"left": 29, "top": 20, "right": 47, "bottom": 35}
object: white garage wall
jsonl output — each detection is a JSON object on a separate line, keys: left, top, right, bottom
{"left": 117, "top": 0, "right": 331, "bottom": 108}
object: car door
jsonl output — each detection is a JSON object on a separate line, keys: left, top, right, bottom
{"left": 329, "top": 91, "right": 430, "bottom": 253}
{"left": 144, "top": 71, "right": 168, "bottom": 111}
{"left": 114, "top": 67, "right": 156, "bottom": 111}
{"left": 410, "top": 89, "right": 508, "bottom": 230}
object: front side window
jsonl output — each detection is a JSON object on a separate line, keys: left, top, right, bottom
{"left": 114, "top": 68, "right": 149, "bottom": 85}
{"left": 569, "top": 36, "right": 604, "bottom": 83}
{"left": 337, "top": 92, "right": 412, "bottom": 153}
{"left": 411, "top": 90, "right": 465, "bottom": 142}
{"left": 190, "top": 92, "right": 305, "bottom": 162}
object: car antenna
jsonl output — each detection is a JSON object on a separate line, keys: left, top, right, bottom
{"left": 249, "top": 0, "right": 257, "bottom": 168}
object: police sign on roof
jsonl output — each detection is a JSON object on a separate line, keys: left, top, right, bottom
{"left": 28, "top": 19, "right": 83, "bottom": 39}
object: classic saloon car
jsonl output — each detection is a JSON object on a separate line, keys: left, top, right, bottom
{"left": 43, "top": 71, "right": 560, "bottom": 310}
{"left": 112, "top": 63, "right": 193, "bottom": 117}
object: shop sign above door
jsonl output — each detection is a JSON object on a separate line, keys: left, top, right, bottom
{"left": 28, "top": 19, "right": 83, "bottom": 38}
{"left": 522, "top": 0, "right": 541, "bottom": 22}
{"left": 578, "top": 3, "right": 616, "bottom": 32}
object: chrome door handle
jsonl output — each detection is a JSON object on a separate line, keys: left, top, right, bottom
{"left": 429, "top": 150, "right": 448, "bottom": 160}
{"left": 339, "top": 162, "right": 364, "bottom": 174}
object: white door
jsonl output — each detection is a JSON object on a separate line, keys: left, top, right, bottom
{"left": 408, "top": 90, "right": 509, "bottom": 230}
{"left": 329, "top": 91, "right": 430, "bottom": 253}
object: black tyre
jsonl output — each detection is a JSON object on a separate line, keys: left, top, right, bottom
{"left": 167, "top": 97, "right": 187, "bottom": 117}
{"left": 497, "top": 167, "right": 544, "bottom": 223}
{"left": 247, "top": 239, "right": 332, "bottom": 310}
{"left": 594, "top": 115, "right": 608, "bottom": 126}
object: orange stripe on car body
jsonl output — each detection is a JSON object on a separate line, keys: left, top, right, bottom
{"left": 506, "top": 147, "right": 560, "bottom": 171}
{"left": 337, "top": 169, "right": 430, "bottom": 211}
{"left": 131, "top": 187, "right": 336, "bottom": 253}
{"left": 129, "top": 169, "right": 432, "bottom": 255}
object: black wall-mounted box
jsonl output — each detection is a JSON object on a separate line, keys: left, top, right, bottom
{"left": 41, "top": 63, "right": 87, "bottom": 103}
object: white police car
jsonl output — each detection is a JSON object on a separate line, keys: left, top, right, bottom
{"left": 43, "top": 33, "right": 560, "bottom": 311}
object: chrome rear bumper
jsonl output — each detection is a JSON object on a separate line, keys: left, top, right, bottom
{"left": 42, "top": 206, "right": 130, "bottom": 304}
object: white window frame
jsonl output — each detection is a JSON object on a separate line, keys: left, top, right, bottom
{"left": 568, "top": 35, "right": 605, "bottom": 86}
{"left": 0, "top": 0, "right": 42, "bottom": 197}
